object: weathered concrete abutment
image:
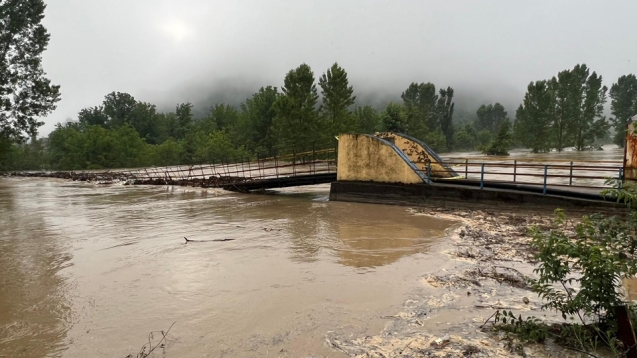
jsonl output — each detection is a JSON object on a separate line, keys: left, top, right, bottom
{"left": 329, "top": 181, "right": 625, "bottom": 212}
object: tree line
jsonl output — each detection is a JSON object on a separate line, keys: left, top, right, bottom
{"left": 2, "top": 62, "right": 637, "bottom": 171}
{"left": 2, "top": 57, "right": 637, "bottom": 171}
{"left": 2, "top": 62, "right": 466, "bottom": 170}
{"left": 3, "top": 2, "right": 637, "bottom": 171}
{"left": 514, "top": 64, "right": 636, "bottom": 153}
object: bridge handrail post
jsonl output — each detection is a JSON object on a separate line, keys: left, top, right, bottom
{"left": 513, "top": 160, "right": 517, "bottom": 182}
{"left": 247, "top": 155, "right": 251, "bottom": 178}
{"left": 543, "top": 165, "right": 548, "bottom": 195}
{"left": 293, "top": 148, "right": 296, "bottom": 176}
{"left": 480, "top": 163, "right": 485, "bottom": 189}
{"left": 427, "top": 161, "right": 431, "bottom": 184}
{"left": 465, "top": 159, "right": 468, "bottom": 179}
{"left": 240, "top": 155, "right": 244, "bottom": 179}
{"left": 569, "top": 161, "right": 573, "bottom": 186}
{"left": 256, "top": 152, "right": 260, "bottom": 178}
{"left": 619, "top": 167, "right": 624, "bottom": 189}
{"left": 312, "top": 142, "right": 316, "bottom": 175}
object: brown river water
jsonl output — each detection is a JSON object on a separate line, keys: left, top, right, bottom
{"left": 1, "top": 145, "right": 632, "bottom": 358}
{"left": 0, "top": 178, "right": 455, "bottom": 358}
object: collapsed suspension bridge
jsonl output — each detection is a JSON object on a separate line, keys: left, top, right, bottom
{"left": 7, "top": 130, "right": 636, "bottom": 207}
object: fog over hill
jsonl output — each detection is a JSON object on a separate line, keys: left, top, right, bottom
{"left": 40, "top": 0, "right": 637, "bottom": 135}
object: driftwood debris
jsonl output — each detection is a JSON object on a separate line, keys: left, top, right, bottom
{"left": 183, "top": 237, "right": 235, "bottom": 244}
{"left": 125, "top": 321, "right": 176, "bottom": 358}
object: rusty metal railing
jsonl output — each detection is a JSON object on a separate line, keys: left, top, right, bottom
{"left": 421, "top": 158, "right": 627, "bottom": 195}
{"left": 116, "top": 137, "right": 339, "bottom": 188}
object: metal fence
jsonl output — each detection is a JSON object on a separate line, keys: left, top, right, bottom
{"left": 118, "top": 137, "right": 339, "bottom": 187}
{"left": 424, "top": 158, "right": 627, "bottom": 194}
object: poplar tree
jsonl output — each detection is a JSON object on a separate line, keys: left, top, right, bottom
{"left": 609, "top": 74, "right": 637, "bottom": 147}
{"left": 319, "top": 62, "right": 356, "bottom": 136}
{"left": 436, "top": 87, "right": 455, "bottom": 150}
{"left": 550, "top": 70, "right": 572, "bottom": 152}
{"left": 0, "top": 0, "right": 61, "bottom": 140}
{"left": 380, "top": 102, "right": 407, "bottom": 133}
{"left": 353, "top": 105, "right": 380, "bottom": 134}
{"left": 401, "top": 82, "right": 437, "bottom": 136}
{"left": 174, "top": 102, "right": 193, "bottom": 139}
{"left": 273, "top": 63, "right": 320, "bottom": 148}
{"left": 236, "top": 86, "right": 279, "bottom": 153}
{"left": 566, "top": 64, "right": 608, "bottom": 151}
{"left": 475, "top": 103, "right": 508, "bottom": 134}
{"left": 514, "top": 80, "right": 553, "bottom": 153}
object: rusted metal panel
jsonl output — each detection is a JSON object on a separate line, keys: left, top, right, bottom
{"left": 375, "top": 132, "right": 458, "bottom": 179}
{"left": 624, "top": 118, "right": 637, "bottom": 181}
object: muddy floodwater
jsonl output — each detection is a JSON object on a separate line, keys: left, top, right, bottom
{"left": 0, "top": 178, "right": 456, "bottom": 357}
{"left": 2, "top": 145, "right": 631, "bottom": 357}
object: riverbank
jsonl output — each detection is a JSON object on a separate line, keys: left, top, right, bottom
{"left": 325, "top": 207, "right": 590, "bottom": 357}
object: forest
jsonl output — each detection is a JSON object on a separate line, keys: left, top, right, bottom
{"left": 1, "top": 62, "right": 636, "bottom": 171}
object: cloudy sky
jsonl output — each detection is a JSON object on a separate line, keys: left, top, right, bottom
{"left": 40, "top": 0, "right": 637, "bottom": 135}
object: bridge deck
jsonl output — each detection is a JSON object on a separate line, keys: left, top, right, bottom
{"left": 222, "top": 173, "right": 337, "bottom": 192}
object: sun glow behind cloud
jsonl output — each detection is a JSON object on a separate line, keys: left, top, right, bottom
{"left": 160, "top": 19, "right": 195, "bottom": 43}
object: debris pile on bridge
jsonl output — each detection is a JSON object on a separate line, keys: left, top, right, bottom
{"left": 4, "top": 171, "right": 249, "bottom": 188}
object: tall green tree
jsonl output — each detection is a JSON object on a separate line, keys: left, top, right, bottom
{"left": 174, "top": 102, "right": 193, "bottom": 139}
{"left": 102, "top": 92, "right": 137, "bottom": 127}
{"left": 47, "top": 123, "right": 150, "bottom": 170}
{"left": 78, "top": 106, "right": 108, "bottom": 127}
{"left": 436, "top": 87, "right": 454, "bottom": 150}
{"left": 566, "top": 64, "right": 608, "bottom": 151}
{"left": 353, "top": 105, "right": 380, "bottom": 134}
{"left": 481, "top": 119, "right": 512, "bottom": 156}
{"left": 401, "top": 82, "right": 437, "bottom": 136}
{"left": 236, "top": 86, "right": 279, "bottom": 153}
{"left": 609, "top": 74, "right": 637, "bottom": 147}
{"left": 453, "top": 123, "right": 476, "bottom": 151}
{"left": 550, "top": 70, "right": 572, "bottom": 152}
{"left": 514, "top": 80, "right": 553, "bottom": 153}
{"left": 273, "top": 63, "right": 320, "bottom": 148}
{"left": 380, "top": 102, "right": 407, "bottom": 133}
{"left": 0, "top": 0, "right": 61, "bottom": 140}
{"left": 205, "top": 103, "right": 239, "bottom": 131}
{"left": 475, "top": 103, "right": 508, "bottom": 134}
{"left": 318, "top": 62, "right": 356, "bottom": 136}
{"left": 129, "top": 102, "right": 159, "bottom": 143}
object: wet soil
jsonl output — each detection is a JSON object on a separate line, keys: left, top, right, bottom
{"left": 324, "top": 207, "right": 590, "bottom": 358}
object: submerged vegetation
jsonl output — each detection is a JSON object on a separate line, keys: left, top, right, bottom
{"left": 482, "top": 181, "right": 637, "bottom": 357}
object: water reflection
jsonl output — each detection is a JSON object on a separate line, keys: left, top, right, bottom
{"left": 0, "top": 179, "right": 72, "bottom": 358}
{"left": 203, "top": 191, "right": 452, "bottom": 268}
{"left": 336, "top": 223, "right": 432, "bottom": 268}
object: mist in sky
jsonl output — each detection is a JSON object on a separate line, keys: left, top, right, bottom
{"left": 40, "top": 0, "right": 637, "bottom": 134}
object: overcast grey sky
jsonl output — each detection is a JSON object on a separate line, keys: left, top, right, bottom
{"left": 40, "top": 0, "right": 637, "bottom": 134}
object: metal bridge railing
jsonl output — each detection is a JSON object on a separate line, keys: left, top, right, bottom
{"left": 421, "top": 158, "right": 628, "bottom": 195}
{"left": 119, "top": 137, "right": 339, "bottom": 187}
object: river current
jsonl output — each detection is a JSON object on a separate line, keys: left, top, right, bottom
{"left": 0, "top": 145, "right": 630, "bottom": 357}
{"left": 0, "top": 179, "right": 454, "bottom": 357}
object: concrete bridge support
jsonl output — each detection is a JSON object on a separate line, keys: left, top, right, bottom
{"left": 336, "top": 134, "right": 427, "bottom": 184}
{"left": 336, "top": 133, "right": 458, "bottom": 185}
